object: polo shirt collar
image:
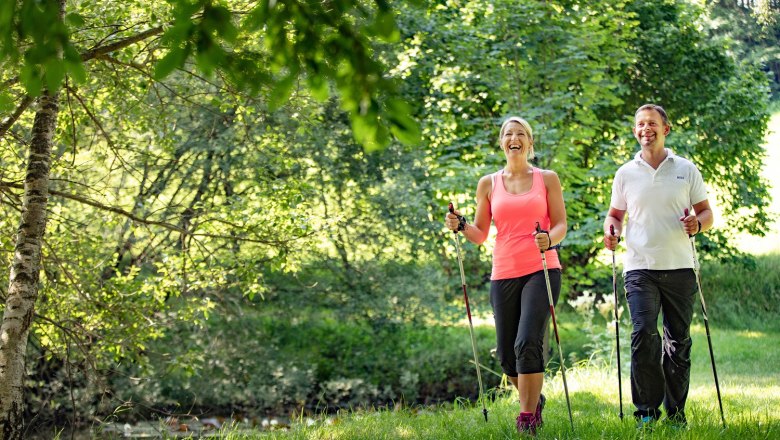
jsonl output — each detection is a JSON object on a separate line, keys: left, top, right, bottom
{"left": 633, "top": 148, "right": 676, "bottom": 165}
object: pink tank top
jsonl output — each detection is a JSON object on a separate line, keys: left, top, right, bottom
{"left": 491, "top": 168, "right": 561, "bottom": 280}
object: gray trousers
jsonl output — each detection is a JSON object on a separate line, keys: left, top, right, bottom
{"left": 624, "top": 269, "right": 697, "bottom": 419}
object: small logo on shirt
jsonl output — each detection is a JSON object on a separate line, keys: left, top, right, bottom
{"left": 676, "top": 176, "right": 685, "bottom": 180}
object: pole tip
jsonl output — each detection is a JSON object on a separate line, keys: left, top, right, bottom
{"left": 483, "top": 409, "right": 488, "bottom": 422}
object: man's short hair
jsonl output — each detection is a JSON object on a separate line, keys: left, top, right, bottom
{"left": 635, "top": 104, "right": 670, "bottom": 126}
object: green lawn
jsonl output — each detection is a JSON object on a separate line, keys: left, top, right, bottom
{"left": 219, "top": 323, "right": 779, "bottom": 439}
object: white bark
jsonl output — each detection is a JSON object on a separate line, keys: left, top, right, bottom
{"left": 0, "top": 90, "right": 59, "bottom": 439}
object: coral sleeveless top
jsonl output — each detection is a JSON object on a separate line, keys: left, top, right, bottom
{"left": 491, "top": 168, "right": 561, "bottom": 280}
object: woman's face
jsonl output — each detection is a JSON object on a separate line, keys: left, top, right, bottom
{"left": 501, "top": 121, "right": 532, "bottom": 157}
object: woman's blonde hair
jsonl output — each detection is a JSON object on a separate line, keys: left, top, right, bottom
{"left": 498, "top": 116, "right": 535, "bottom": 159}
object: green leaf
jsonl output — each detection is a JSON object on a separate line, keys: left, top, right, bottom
{"left": 65, "top": 12, "right": 86, "bottom": 28}
{"left": 65, "top": 60, "right": 87, "bottom": 84}
{"left": 20, "top": 62, "right": 43, "bottom": 97}
{"left": 153, "top": 46, "right": 189, "bottom": 80}
{"left": 205, "top": 5, "right": 237, "bottom": 43}
{"left": 0, "top": 91, "right": 14, "bottom": 112}
{"left": 389, "top": 116, "right": 420, "bottom": 145}
{"left": 307, "top": 75, "right": 329, "bottom": 101}
{"left": 44, "top": 58, "right": 65, "bottom": 92}
{"left": 269, "top": 73, "right": 297, "bottom": 110}
{"left": 372, "top": 11, "right": 399, "bottom": 42}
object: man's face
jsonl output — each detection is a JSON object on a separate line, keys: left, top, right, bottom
{"left": 633, "top": 109, "right": 670, "bottom": 149}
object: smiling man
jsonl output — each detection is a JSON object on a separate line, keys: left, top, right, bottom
{"left": 602, "top": 104, "right": 714, "bottom": 429}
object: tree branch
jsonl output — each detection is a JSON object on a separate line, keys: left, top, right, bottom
{"left": 80, "top": 26, "right": 165, "bottom": 63}
{"left": 65, "top": 85, "right": 139, "bottom": 175}
{"left": 0, "top": 95, "right": 34, "bottom": 140}
{"left": 1, "top": 26, "right": 165, "bottom": 140}
{"left": 0, "top": 180, "right": 312, "bottom": 245}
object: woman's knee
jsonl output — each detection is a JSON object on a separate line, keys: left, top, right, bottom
{"left": 514, "top": 338, "right": 544, "bottom": 373}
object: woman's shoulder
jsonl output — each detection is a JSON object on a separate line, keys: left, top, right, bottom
{"left": 476, "top": 174, "right": 493, "bottom": 192}
{"left": 477, "top": 170, "right": 502, "bottom": 185}
{"left": 537, "top": 168, "right": 560, "bottom": 179}
{"left": 537, "top": 168, "right": 561, "bottom": 188}
{"left": 476, "top": 171, "right": 501, "bottom": 199}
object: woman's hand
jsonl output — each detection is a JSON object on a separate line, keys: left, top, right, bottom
{"left": 445, "top": 209, "right": 464, "bottom": 232}
{"left": 533, "top": 230, "right": 552, "bottom": 252}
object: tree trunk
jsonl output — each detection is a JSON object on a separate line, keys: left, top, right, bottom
{"left": 0, "top": 90, "right": 59, "bottom": 439}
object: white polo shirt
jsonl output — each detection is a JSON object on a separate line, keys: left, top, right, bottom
{"left": 610, "top": 149, "right": 709, "bottom": 272}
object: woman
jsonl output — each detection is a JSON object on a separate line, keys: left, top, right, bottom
{"left": 446, "top": 116, "right": 567, "bottom": 434}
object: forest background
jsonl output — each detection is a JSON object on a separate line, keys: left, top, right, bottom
{"left": 1, "top": 0, "right": 779, "bottom": 438}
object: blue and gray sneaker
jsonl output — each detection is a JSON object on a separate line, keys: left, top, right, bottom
{"left": 636, "top": 415, "right": 657, "bottom": 430}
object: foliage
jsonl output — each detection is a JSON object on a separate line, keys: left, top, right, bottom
{"left": 0, "top": 0, "right": 419, "bottom": 149}
{"left": 621, "top": 0, "right": 773, "bottom": 247}
{"left": 699, "top": 252, "right": 780, "bottom": 330}
{"left": 1, "top": 0, "right": 422, "bottom": 431}
{"left": 399, "top": 0, "right": 773, "bottom": 293}
{"left": 705, "top": 0, "right": 780, "bottom": 97}
{"left": 107, "top": 301, "right": 501, "bottom": 419}
{"left": 0, "top": 0, "right": 776, "bottom": 432}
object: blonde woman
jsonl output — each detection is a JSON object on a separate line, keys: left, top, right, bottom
{"left": 446, "top": 116, "right": 567, "bottom": 434}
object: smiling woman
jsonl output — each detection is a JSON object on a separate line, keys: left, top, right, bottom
{"left": 445, "top": 115, "right": 568, "bottom": 434}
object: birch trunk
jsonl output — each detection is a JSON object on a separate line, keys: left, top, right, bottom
{"left": 0, "top": 90, "right": 59, "bottom": 439}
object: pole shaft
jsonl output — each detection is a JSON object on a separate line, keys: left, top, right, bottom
{"left": 612, "top": 250, "right": 624, "bottom": 419}
{"left": 540, "top": 253, "right": 574, "bottom": 431}
{"left": 690, "top": 238, "right": 726, "bottom": 428}
{"left": 453, "top": 232, "right": 488, "bottom": 422}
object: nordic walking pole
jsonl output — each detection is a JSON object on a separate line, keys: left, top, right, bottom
{"left": 684, "top": 209, "right": 726, "bottom": 428}
{"left": 535, "top": 222, "right": 574, "bottom": 431}
{"left": 448, "top": 203, "right": 488, "bottom": 422}
{"left": 609, "top": 225, "right": 624, "bottom": 420}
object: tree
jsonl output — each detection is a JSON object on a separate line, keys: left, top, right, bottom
{"left": 0, "top": 0, "right": 417, "bottom": 436}
{"left": 394, "top": 0, "right": 772, "bottom": 293}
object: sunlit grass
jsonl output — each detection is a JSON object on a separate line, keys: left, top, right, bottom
{"left": 220, "top": 325, "right": 780, "bottom": 440}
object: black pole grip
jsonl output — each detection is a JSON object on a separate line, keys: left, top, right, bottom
{"left": 684, "top": 208, "right": 692, "bottom": 237}
{"left": 448, "top": 203, "right": 459, "bottom": 234}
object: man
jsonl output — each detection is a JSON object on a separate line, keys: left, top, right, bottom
{"left": 603, "top": 104, "right": 714, "bottom": 428}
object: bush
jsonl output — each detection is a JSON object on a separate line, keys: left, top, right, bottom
{"left": 699, "top": 253, "right": 780, "bottom": 330}
{"left": 107, "top": 309, "right": 502, "bottom": 419}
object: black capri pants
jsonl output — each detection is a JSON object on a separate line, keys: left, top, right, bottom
{"left": 490, "top": 269, "right": 561, "bottom": 376}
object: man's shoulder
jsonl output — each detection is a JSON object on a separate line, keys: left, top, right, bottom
{"left": 667, "top": 149, "right": 699, "bottom": 168}
{"left": 614, "top": 159, "right": 639, "bottom": 177}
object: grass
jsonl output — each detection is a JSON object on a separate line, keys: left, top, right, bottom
{"left": 211, "top": 322, "right": 780, "bottom": 439}
{"left": 199, "top": 253, "right": 780, "bottom": 439}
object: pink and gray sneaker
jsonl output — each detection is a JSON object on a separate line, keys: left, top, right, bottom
{"left": 535, "top": 394, "right": 546, "bottom": 426}
{"left": 516, "top": 411, "right": 539, "bottom": 436}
